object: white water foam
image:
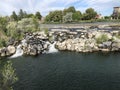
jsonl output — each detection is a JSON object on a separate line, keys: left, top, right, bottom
{"left": 10, "top": 39, "right": 26, "bottom": 58}
{"left": 10, "top": 44, "right": 23, "bottom": 58}
{"left": 21, "top": 39, "right": 27, "bottom": 46}
{"left": 47, "top": 42, "right": 58, "bottom": 53}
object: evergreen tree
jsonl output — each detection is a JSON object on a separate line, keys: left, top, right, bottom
{"left": 18, "top": 9, "right": 24, "bottom": 20}
{"left": 11, "top": 11, "right": 18, "bottom": 21}
{"left": 35, "top": 12, "right": 42, "bottom": 20}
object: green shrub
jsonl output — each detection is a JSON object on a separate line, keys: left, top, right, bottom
{"left": 0, "top": 61, "right": 18, "bottom": 90}
{"left": 96, "top": 34, "right": 109, "bottom": 44}
{"left": 44, "top": 28, "right": 49, "bottom": 35}
{"left": 0, "top": 39, "right": 6, "bottom": 48}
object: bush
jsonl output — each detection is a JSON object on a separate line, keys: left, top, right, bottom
{"left": 6, "top": 18, "right": 40, "bottom": 41}
{"left": 0, "top": 39, "right": 6, "bottom": 48}
{"left": 96, "top": 34, "right": 109, "bottom": 44}
{"left": 0, "top": 61, "right": 18, "bottom": 90}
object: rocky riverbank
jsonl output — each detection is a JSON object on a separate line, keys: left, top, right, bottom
{"left": 50, "top": 25, "right": 120, "bottom": 52}
{"left": 1, "top": 24, "right": 120, "bottom": 58}
{"left": 55, "top": 30, "right": 120, "bottom": 52}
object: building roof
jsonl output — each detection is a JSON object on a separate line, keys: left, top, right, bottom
{"left": 114, "top": 7, "right": 120, "bottom": 8}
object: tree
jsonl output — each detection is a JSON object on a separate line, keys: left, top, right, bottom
{"left": 18, "top": 9, "right": 24, "bottom": 20}
{"left": 72, "top": 11, "right": 82, "bottom": 21}
{"left": 45, "top": 10, "right": 63, "bottom": 22}
{"left": 18, "top": 9, "right": 27, "bottom": 20}
{"left": 11, "top": 11, "right": 18, "bottom": 21}
{"left": 63, "top": 12, "right": 73, "bottom": 23}
{"left": 104, "top": 16, "right": 111, "bottom": 19}
{"left": 26, "top": 14, "right": 34, "bottom": 18}
{"left": 35, "top": 12, "right": 42, "bottom": 20}
{"left": 82, "top": 8, "right": 97, "bottom": 20}
{"left": 63, "top": 6, "right": 76, "bottom": 15}
{"left": 67, "top": 6, "right": 76, "bottom": 13}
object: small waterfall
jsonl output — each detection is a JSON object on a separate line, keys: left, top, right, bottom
{"left": 10, "top": 44, "right": 23, "bottom": 58}
{"left": 10, "top": 39, "right": 26, "bottom": 58}
{"left": 48, "top": 42, "right": 58, "bottom": 53}
{"left": 21, "top": 39, "right": 27, "bottom": 46}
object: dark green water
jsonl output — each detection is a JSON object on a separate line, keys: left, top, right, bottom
{"left": 3, "top": 52, "right": 120, "bottom": 90}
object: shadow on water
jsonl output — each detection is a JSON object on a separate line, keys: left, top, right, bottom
{"left": 2, "top": 51, "right": 120, "bottom": 90}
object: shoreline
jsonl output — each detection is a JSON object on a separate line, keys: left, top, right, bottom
{"left": 0, "top": 23, "right": 120, "bottom": 58}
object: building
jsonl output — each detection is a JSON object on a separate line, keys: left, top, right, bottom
{"left": 112, "top": 7, "right": 120, "bottom": 19}
{"left": 95, "top": 14, "right": 103, "bottom": 19}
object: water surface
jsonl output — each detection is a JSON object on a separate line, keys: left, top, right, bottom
{"left": 3, "top": 52, "right": 120, "bottom": 90}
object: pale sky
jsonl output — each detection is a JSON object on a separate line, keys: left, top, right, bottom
{"left": 0, "top": 0, "right": 120, "bottom": 16}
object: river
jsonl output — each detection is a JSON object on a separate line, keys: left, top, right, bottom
{"left": 1, "top": 51, "right": 120, "bottom": 90}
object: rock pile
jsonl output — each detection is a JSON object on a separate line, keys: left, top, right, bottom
{"left": 53, "top": 29, "right": 120, "bottom": 52}
{"left": 22, "top": 32, "right": 49, "bottom": 55}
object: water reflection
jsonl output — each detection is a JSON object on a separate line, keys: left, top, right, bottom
{"left": 0, "top": 61, "right": 18, "bottom": 90}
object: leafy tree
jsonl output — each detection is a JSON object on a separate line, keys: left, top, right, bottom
{"left": 53, "top": 10, "right": 63, "bottom": 22}
{"left": 63, "top": 6, "right": 76, "bottom": 15}
{"left": 82, "top": 8, "right": 97, "bottom": 20}
{"left": 26, "top": 14, "right": 34, "bottom": 18}
{"left": 63, "top": 12, "right": 73, "bottom": 23}
{"left": 35, "top": 12, "right": 42, "bottom": 20}
{"left": 11, "top": 11, "right": 18, "bottom": 21}
{"left": 45, "top": 15, "right": 51, "bottom": 22}
{"left": 104, "top": 16, "right": 111, "bottom": 19}
{"left": 72, "top": 11, "right": 82, "bottom": 21}
{"left": 45, "top": 10, "right": 63, "bottom": 22}
{"left": 67, "top": 6, "right": 76, "bottom": 13}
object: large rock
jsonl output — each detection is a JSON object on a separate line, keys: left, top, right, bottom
{"left": 29, "top": 47, "right": 37, "bottom": 56}
{"left": 112, "top": 41, "right": 120, "bottom": 51}
{"left": 7, "top": 45, "right": 16, "bottom": 55}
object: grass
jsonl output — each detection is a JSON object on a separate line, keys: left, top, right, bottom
{"left": 96, "top": 34, "right": 109, "bottom": 44}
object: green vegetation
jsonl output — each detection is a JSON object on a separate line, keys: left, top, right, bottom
{"left": 114, "top": 32, "right": 120, "bottom": 39}
{"left": 45, "top": 10, "right": 63, "bottom": 23}
{"left": 96, "top": 34, "right": 109, "bottom": 44}
{"left": 0, "top": 6, "right": 119, "bottom": 48}
{"left": 43, "top": 28, "right": 49, "bottom": 35}
{"left": 0, "top": 61, "right": 18, "bottom": 90}
{"left": 35, "top": 12, "right": 42, "bottom": 20}
{"left": 45, "top": 6, "right": 97, "bottom": 23}
{"left": 0, "top": 9, "right": 42, "bottom": 47}
{"left": 82, "top": 8, "right": 97, "bottom": 20}
{"left": 72, "top": 11, "right": 82, "bottom": 21}
{"left": 6, "top": 18, "right": 40, "bottom": 41}
{"left": 0, "top": 39, "right": 6, "bottom": 48}
{"left": 0, "top": 29, "right": 8, "bottom": 48}
{"left": 63, "top": 13, "right": 73, "bottom": 23}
